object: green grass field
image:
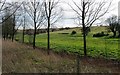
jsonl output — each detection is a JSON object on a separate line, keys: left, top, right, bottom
{"left": 16, "top": 26, "right": 120, "bottom": 60}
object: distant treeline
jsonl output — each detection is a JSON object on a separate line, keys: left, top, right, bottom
{"left": 19, "top": 27, "right": 75, "bottom": 35}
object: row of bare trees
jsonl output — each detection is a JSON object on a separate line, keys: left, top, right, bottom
{"left": 22, "top": 0, "right": 62, "bottom": 55}
{"left": 1, "top": 0, "right": 113, "bottom": 56}
{"left": 1, "top": 0, "right": 113, "bottom": 73}
{"left": 1, "top": 0, "right": 62, "bottom": 51}
{"left": 1, "top": 1, "right": 23, "bottom": 41}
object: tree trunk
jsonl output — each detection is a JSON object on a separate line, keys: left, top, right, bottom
{"left": 12, "top": 28, "right": 15, "bottom": 42}
{"left": 12, "top": 15, "right": 15, "bottom": 42}
{"left": 118, "top": 31, "right": 120, "bottom": 38}
{"left": 12, "top": 33, "right": 14, "bottom": 42}
{"left": 82, "top": 1, "right": 87, "bottom": 56}
{"left": 118, "top": 31, "right": 120, "bottom": 69}
{"left": 33, "top": 9, "right": 36, "bottom": 49}
{"left": 113, "top": 31, "right": 116, "bottom": 37}
{"left": 33, "top": 17, "right": 36, "bottom": 49}
{"left": 22, "top": 27, "right": 25, "bottom": 43}
{"left": 3, "top": 33, "right": 5, "bottom": 40}
{"left": 3, "top": 36, "right": 5, "bottom": 40}
{"left": 33, "top": 27, "right": 36, "bottom": 49}
{"left": 83, "top": 30, "right": 87, "bottom": 56}
{"left": 6, "top": 33, "right": 8, "bottom": 39}
{"left": 22, "top": 16, "right": 25, "bottom": 43}
{"left": 47, "top": 19, "right": 50, "bottom": 55}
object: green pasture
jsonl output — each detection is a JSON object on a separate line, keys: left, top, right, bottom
{"left": 16, "top": 26, "right": 120, "bottom": 60}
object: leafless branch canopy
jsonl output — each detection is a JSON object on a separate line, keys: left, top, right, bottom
{"left": 0, "top": 1, "right": 22, "bottom": 24}
{"left": 69, "top": 0, "right": 112, "bottom": 28}
{"left": 22, "top": 0, "right": 46, "bottom": 29}
{"left": 44, "top": 0, "right": 63, "bottom": 28}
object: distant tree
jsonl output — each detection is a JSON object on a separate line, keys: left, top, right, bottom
{"left": 11, "top": 14, "right": 22, "bottom": 42}
{"left": 22, "top": 16, "right": 25, "bottom": 43}
{"left": 11, "top": 2, "right": 23, "bottom": 42}
{"left": 24, "top": 0, "right": 46, "bottom": 49}
{"left": 0, "top": 1, "right": 22, "bottom": 24}
{"left": 117, "top": 16, "right": 120, "bottom": 37}
{"left": 1, "top": 1, "right": 22, "bottom": 41}
{"left": 93, "top": 31, "right": 109, "bottom": 37}
{"left": 106, "top": 15, "right": 117, "bottom": 37}
{"left": 21, "top": 2, "right": 26, "bottom": 43}
{"left": 2, "top": 10, "right": 13, "bottom": 39}
{"left": 116, "top": 23, "right": 120, "bottom": 37}
{"left": 2, "top": 5, "right": 22, "bottom": 41}
{"left": 11, "top": 15, "right": 16, "bottom": 42}
{"left": 44, "top": 0, "right": 63, "bottom": 54}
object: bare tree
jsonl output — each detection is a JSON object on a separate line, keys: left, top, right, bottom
{"left": 21, "top": 2, "right": 26, "bottom": 43}
{"left": 2, "top": 10, "right": 13, "bottom": 40}
{"left": 106, "top": 15, "right": 117, "bottom": 37}
{"left": 22, "top": 15, "right": 25, "bottom": 43}
{"left": 117, "top": 24, "right": 120, "bottom": 37}
{"left": 69, "top": 0, "right": 112, "bottom": 73}
{"left": 44, "top": 0, "right": 63, "bottom": 54}
{"left": 2, "top": 9, "right": 22, "bottom": 41}
{"left": 24, "top": 0, "right": 46, "bottom": 49}
{"left": 0, "top": 1, "right": 22, "bottom": 24}
{"left": 11, "top": 2, "right": 24, "bottom": 42}
{"left": 69, "top": 0, "right": 112, "bottom": 56}
{"left": 11, "top": 14, "right": 22, "bottom": 42}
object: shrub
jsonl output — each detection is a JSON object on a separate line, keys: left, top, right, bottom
{"left": 93, "top": 32, "right": 109, "bottom": 37}
{"left": 65, "top": 27, "right": 70, "bottom": 30}
{"left": 15, "top": 38, "right": 19, "bottom": 41}
{"left": 71, "top": 30, "right": 77, "bottom": 35}
{"left": 81, "top": 27, "right": 91, "bottom": 36}
{"left": 58, "top": 33, "right": 69, "bottom": 34}
{"left": 59, "top": 28, "right": 64, "bottom": 30}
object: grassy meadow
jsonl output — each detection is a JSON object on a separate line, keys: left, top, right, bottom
{"left": 16, "top": 26, "right": 120, "bottom": 60}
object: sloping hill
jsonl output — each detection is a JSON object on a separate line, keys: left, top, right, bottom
{"left": 2, "top": 40, "right": 120, "bottom": 73}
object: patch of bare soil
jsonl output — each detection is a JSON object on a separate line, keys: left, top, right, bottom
{"left": 80, "top": 57, "right": 120, "bottom": 73}
{"left": 2, "top": 40, "right": 120, "bottom": 73}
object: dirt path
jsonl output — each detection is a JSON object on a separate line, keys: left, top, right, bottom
{"left": 2, "top": 40, "right": 120, "bottom": 73}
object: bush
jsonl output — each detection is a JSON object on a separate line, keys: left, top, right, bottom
{"left": 65, "top": 27, "right": 70, "bottom": 30}
{"left": 15, "top": 38, "right": 19, "bottom": 41}
{"left": 93, "top": 32, "right": 109, "bottom": 37}
{"left": 59, "top": 33, "right": 69, "bottom": 34}
{"left": 81, "top": 27, "right": 91, "bottom": 36}
{"left": 71, "top": 30, "right": 77, "bottom": 35}
{"left": 59, "top": 28, "right": 64, "bottom": 30}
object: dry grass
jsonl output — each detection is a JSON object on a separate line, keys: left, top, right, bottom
{"left": 2, "top": 40, "right": 120, "bottom": 73}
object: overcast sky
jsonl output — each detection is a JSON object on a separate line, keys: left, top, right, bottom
{"left": 59, "top": 0, "right": 120, "bottom": 27}
{"left": 6, "top": 0, "right": 120, "bottom": 28}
